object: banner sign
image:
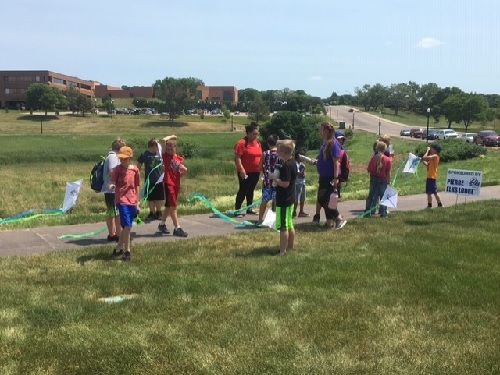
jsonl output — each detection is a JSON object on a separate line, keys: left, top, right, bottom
{"left": 445, "top": 169, "right": 482, "bottom": 196}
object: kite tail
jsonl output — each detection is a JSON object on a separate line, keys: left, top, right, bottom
{"left": 187, "top": 193, "right": 254, "bottom": 226}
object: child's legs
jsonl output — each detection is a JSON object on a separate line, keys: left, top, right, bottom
{"left": 164, "top": 184, "right": 180, "bottom": 227}
{"left": 276, "top": 205, "right": 294, "bottom": 253}
{"left": 104, "top": 193, "right": 118, "bottom": 235}
{"left": 426, "top": 178, "right": 439, "bottom": 204}
{"left": 116, "top": 204, "right": 136, "bottom": 251}
{"left": 259, "top": 187, "right": 273, "bottom": 221}
{"left": 287, "top": 228, "right": 295, "bottom": 251}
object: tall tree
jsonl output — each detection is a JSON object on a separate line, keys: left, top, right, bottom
{"left": 26, "top": 83, "right": 67, "bottom": 115}
{"left": 153, "top": 77, "right": 203, "bottom": 122}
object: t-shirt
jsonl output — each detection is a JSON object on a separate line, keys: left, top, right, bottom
{"left": 295, "top": 161, "right": 306, "bottom": 186}
{"left": 276, "top": 158, "right": 297, "bottom": 207}
{"left": 262, "top": 149, "right": 282, "bottom": 188}
{"left": 112, "top": 165, "right": 140, "bottom": 205}
{"left": 137, "top": 150, "right": 162, "bottom": 183}
{"left": 102, "top": 151, "right": 120, "bottom": 193}
{"left": 316, "top": 140, "right": 341, "bottom": 178}
{"left": 367, "top": 153, "right": 392, "bottom": 181}
{"left": 234, "top": 137, "right": 262, "bottom": 173}
{"left": 426, "top": 155, "right": 440, "bottom": 179}
{"left": 162, "top": 153, "right": 184, "bottom": 189}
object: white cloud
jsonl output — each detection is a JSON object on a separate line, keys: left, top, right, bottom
{"left": 417, "top": 37, "right": 444, "bottom": 49}
{"left": 309, "top": 76, "right": 323, "bottom": 81}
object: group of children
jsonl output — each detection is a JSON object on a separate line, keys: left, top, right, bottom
{"left": 103, "top": 135, "right": 188, "bottom": 261}
{"left": 102, "top": 130, "right": 444, "bottom": 260}
{"left": 365, "top": 134, "right": 443, "bottom": 217}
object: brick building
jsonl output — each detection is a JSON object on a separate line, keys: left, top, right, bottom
{"left": 0, "top": 70, "right": 238, "bottom": 108}
{"left": 0, "top": 70, "right": 95, "bottom": 109}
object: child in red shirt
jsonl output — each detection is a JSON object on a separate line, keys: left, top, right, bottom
{"left": 158, "top": 135, "right": 188, "bottom": 237}
{"left": 109, "top": 146, "right": 140, "bottom": 261}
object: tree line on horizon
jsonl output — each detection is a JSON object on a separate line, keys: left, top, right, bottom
{"left": 23, "top": 77, "right": 499, "bottom": 131}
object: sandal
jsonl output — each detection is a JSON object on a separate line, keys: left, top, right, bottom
{"left": 246, "top": 209, "right": 258, "bottom": 215}
{"left": 298, "top": 212, "right": 309, "bottom": 217}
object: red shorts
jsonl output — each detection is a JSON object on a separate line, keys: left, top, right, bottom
{"left": 164, "top": 184, "right": 180, "bottom": 208}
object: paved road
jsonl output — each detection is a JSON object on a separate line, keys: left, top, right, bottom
{"left": 327, "top": 105, "right": 418, "bottom": 139}
{"left": 1, "top": 186, "right": 498, "bottom": 257}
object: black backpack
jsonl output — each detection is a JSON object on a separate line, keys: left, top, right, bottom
{"left": 90, "top": 157, "right": 105, "bottom": 193}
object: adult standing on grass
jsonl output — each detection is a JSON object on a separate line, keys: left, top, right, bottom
{"left": 269, "top": 140, "right": 297, "bottom": 256}
{"left": 136, "top": 138, "right": 164, "bottom": 222}
{"left": 365, "top": 141, "right": 392, "bottom": 218}
{"left": 234, "top": 122, "right": 262, "bottom": 217}
{"left": 314, "top": 122, "right": 347, "bottom": 229}
{"left": 102, "top": 138, "right": 126, "bottom": 242}
{"left": 109, "top": 146, "right": 140, "bottom": 261}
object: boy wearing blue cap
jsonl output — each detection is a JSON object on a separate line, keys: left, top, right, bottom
{"left": 422, "top": 144, "right": 443, "bottom": 208}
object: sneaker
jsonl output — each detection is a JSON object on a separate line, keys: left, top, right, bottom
{"left": 173, "top": 227, "right": 188, "bottom": 237}
{"left": 121, "top": 251, "right": 131, "bottom": 261}
{"left": 158, "top": 223, "right": 170, "bottom": 234}
{"left": 155, "top": 211, "right": 162, "bottom": 220}
{"left": 292, "top": 212, "right": 297, "bottom": 218}
{"left": 144, "top": 213, "right": 155, "bottom": 223}
{"left": 112, "top": 248, "right": 124, "bottom": 257}
{"left": 298, "top": 212, "right": 309, "bottom": 218}
{"left": 246, "top": 209, "right": 258, "bottom": 215}
{"left": 107, "top": 235, "right": 119, "bottom": 242}
{"left": 312, "top": 214, "right": 320, "bottom": 223}
{"left": 437, "top": 203, "right": 443, "bottom": 207}
{"left": 335, "top": 218, "right": 347, "bottom": 230}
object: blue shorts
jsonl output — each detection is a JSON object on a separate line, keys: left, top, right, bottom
{"left": 276, "top": 204, "right": 294, "bottom": 231}
{"left": 117, "top": 203, "right": 138, "bottom": 228}
{"left": 261, "top": 186, "right": 276, "bottom": 203}
{"left": 426, "top": 178, "right": 438, "bottom": 194}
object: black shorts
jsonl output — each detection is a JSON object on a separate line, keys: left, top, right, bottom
{"left": 146, "top": 183, "right": 165, "bottom": 201}
{"left": 104, "top": 193, "right": 117, "bottom": 216}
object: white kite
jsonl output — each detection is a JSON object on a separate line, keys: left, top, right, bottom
{"left": 380, "top": 185, "right": 398, "bottom": 209}
{"left": 262, "top": 209, "right": 277, "bottom": 230}
{"left": 61, "top": 179, "right": 83, "bottom": 212}
{"left": 403, "top": 153, "right": 420, "bottom": 174}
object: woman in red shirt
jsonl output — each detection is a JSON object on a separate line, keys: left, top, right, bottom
{"left": 234, "top": 122, "right": 262, "bottom": 216}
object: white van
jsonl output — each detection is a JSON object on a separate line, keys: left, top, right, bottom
{"left": 435, "top": 129, "right": 458, "bottom": 140}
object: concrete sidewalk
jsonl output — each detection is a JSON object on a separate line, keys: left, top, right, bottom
{"left": 1, "top": 186, "right": 498, "bottom": 257}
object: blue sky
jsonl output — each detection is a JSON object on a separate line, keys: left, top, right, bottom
{"left": 1, "top": 0, "right": 498, "bottom": 98}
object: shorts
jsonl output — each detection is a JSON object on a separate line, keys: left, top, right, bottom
{"left": 104, "top": 193, "right": 117, "bottom": 217}
{"left": 261, "top": 186, "right": 276, "bottom": 203}
{"left": 426, "top": 178, "right": 438, "bottom": 194}
{"left": 164, "top": 184, "right": 180, "bottom": 208}
{"left": 276, "top": 204, "right": 294, "bottom": 231}
{"left": 146, "top": 183, "right": 165, "bottom": 202}
{"left": 117, "top": 203, "right": 137, "bottom": 228}
{"left": 295, "top": 183, "right": 306, "bottom": 202}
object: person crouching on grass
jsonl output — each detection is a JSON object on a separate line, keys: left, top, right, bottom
{"left": 268, "top": 140, "right": 297, "bottom": 256}
{"left": 158, "top": 135, "right": 188, "bottom": 237}
{"left": 109, "top": 146, "right": 140, "bottom": 261}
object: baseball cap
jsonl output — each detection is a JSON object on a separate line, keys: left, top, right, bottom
{"left": 117, "top": 146, "right": 133, "bottom": 159}
{"left": 431, "top": 144, "right": 442, "bottom": 153}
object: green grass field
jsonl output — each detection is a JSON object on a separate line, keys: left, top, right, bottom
{"left": 1, "top": 110, "right": 499, "bottom": 374}
{"left": 1, "top": 201, "right": 499, "bottom": 374}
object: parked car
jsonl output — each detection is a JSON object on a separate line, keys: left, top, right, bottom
{"left": 410, "top": 128, "right": 424, "bottom": 138}
{"left": 421, "top": 129, "right": 439, "bottom": 140}
{"left": 474, "top": 130, "right": 500, "bottom": 146}
{"left": 400, "top": 128, "right": 411, "bottom": 136}
{"left": 459, "top": 132, "right": 477, "bottom": 142}
{"left": 435, "top": 129, "right": 458, "bottom": 140}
